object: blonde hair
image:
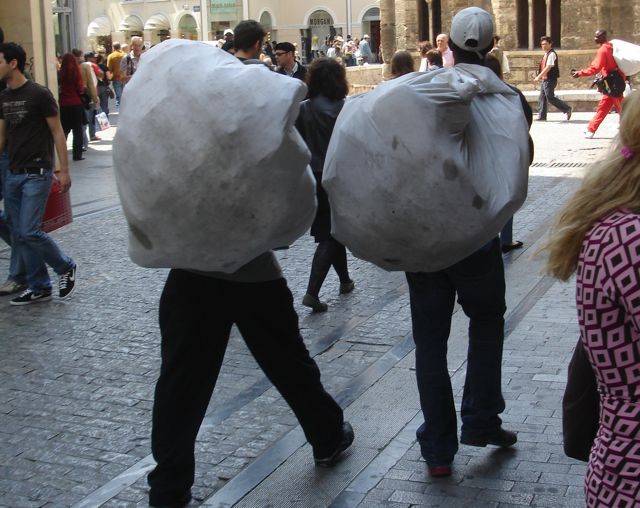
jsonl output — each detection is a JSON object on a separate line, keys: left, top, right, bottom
{"left": 545, "top": 91, "right": 640, "bottom": 280}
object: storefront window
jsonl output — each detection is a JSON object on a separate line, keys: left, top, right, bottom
{"left": 52, "top": 0, "right": 74, "bottom": 56}
{"left": 208, "top": 0, "right": 242, "bottom": 39}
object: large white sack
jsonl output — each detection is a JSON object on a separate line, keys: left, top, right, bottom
{"left": 612, "top": 39, "right": 640, "bottom": 77}
{"left": 323, "top": 64, "right": 530, "bottom": 272}
{"left": 113, "top": 39, "right": 316, "bottom": 273}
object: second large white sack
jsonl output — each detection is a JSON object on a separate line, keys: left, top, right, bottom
{"left": 323, "top": 64, "right": 530, "bottom": 272}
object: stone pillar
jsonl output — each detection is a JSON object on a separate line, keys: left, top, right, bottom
{"left": 528, "top": 0, "right": 534, "bottom": 49}
{"left": 546, "top": 0, "right": 551, "bottom": 39}
{"left": 380, "top": 0, "right": 396, "bottom": 78}
{"left": 491, "top": 0, "right": 518, "bottom": 50}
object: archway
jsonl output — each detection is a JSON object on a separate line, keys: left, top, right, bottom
{"left": 361, "top": 7, "right": 380, "bottom": 62}
{"left": 119, "top": 14, "right": 144, "bottom": 42}
{"left": 178, "top": 13, "right": 198, "bottom": 40}
{"left": 145, "top": 13, "right": 171, "bottom": 44}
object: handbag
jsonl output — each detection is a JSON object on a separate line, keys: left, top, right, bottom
{"left": 562, "top": 337, "right": 600, "bottom": 462}
{"left": 591, "top": 69, "right": 626, "bottom": 97}
{"left": 79, "top": 90, "right": 92, "bottom": 109}
{"left": 42, "top": 180, "right": 73, "bottom": 233}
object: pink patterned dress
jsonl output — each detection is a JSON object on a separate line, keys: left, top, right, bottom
{"left": 576, "top": 210, "right": 640, "bottom": 507}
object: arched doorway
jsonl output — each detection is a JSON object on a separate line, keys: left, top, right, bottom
{"left": 119, "top": 14, "right": 144, "bottom": 43}
{"left": 178, "top": 13, "right": 198, "bottom": 40}
{"left": 307, "top": 10, "right": 337, "bottom": 60}
{"left": 361, "top": 7, "right": 380, "bottom": 62}
{"left": 260, "top": 11, "right": 274, "bottom": 42}
{"left": 144, "top": 14, "right": 171, "bottom": 44}
{"left": 87, "top": 15, "right": 112, "bottom": 52}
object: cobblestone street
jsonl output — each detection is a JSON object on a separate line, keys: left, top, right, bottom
{"left": 0, "top": 109, "right": 621, "bottom": 507}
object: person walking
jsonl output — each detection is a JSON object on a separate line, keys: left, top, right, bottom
{"left": 95, "top": 53, "right": 111, "bottom": 116}
{"left": 295, "top": 58, "right": 355, "bottom": 313}
{"left": 58, "top": 53, "right": 85, "bottom": 161}
{"left": 534, "top": 36, "right": 572, "bottom": 122}
{"left": 359, "top": 34, "right": 373, "bottom": 64}
{"left": 545, "top": 90, "right": 640, "bottom": 508}
{"left": 146, "top": 21, "right": 353, "bottom": 508}
{"left": 572, "top": 30, "right": 625, "bottom": 138}
{"left": 106, "top": 42, "right": 125, "bottom": 106}
{"left": 0, "top": 27, "right": 27, "bottom": 297}
{"left": 404, "top": 7, "right": 523, "bottom": 479}
{"left": 0, "top": 42, "right": 77, "bottom": 305}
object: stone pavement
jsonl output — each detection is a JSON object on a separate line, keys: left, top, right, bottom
{"left": 0, "top": 108, "right": 620, "bottom": 507}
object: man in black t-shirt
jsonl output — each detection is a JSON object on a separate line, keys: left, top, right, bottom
{"left": 0, "top": 42, "right": 77, "bottom": 305}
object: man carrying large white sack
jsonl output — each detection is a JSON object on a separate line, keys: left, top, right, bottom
{"left": 113, "top": 20, "right": 353, "bottom": 508}
{"left": 406, "top": 8, "right": 523, "bottom": 478}
{"left": 323, "top": 7, "right": 532, "bottom": 479}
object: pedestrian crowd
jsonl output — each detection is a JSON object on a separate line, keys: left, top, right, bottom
{"left": 1, "top": 9, "right": 639, "bottom": 508}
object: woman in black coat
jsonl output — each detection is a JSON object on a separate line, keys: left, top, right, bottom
{"left": 295, "top": 58, "right": 354, "bottom": 312}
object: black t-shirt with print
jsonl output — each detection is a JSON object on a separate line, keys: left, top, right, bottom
{"left": 0, "top": 80, "right": 58, "bottom": 171}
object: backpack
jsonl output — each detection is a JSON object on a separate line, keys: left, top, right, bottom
{"left": 592, "top": 69, "right": 626, "bottom": 97}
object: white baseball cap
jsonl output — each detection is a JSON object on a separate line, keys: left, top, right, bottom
{"left": 449, "top": 7, "right": 494, "bottom": 57}
{"left": 362, "top": 34, "right": 369, "bottom": 39}
{"left": 223, "top": 29, "right": 234, "bottom": 36}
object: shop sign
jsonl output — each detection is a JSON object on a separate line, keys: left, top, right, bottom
{"left": 209, "top": 0, "right": 241, "bottom": 21}
{"left": 309, "top": 11, "right": 333, "bottom": 26}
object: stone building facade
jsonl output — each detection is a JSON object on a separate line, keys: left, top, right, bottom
{"left": 391, "top": 0, "right": 640, "bottom": 51}
{"left": 384, "top": 0, "right": 640, "bottom": 88}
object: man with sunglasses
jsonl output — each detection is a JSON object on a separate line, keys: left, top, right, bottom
{"left": 274, "top": 42, "right": 307, "bottom": 82}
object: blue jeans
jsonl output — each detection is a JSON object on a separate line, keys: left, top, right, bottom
{"left": 4, "top": 169, "right": 74, "bottom": 292}
{"left": 97, "top": 85, "right": 110, "bottom": 116}
{"left": 538, "top": 78, "right": 571, "bottom": 120}
{"left": 85, "top": 104, "right": 97, "bottom": 140}
{"left": 500, "top": 217, "right": 513, "bottom": 246}
{"left": 0, "top": 152, "right": 26, "bottom": 284}
{"left": 405, "top": 238, "right": 506, "bottom": 466}
{"left": 112, "top": 80, "right": 123, "bottom": 106}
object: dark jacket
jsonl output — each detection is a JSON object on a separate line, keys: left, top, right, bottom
{"left": 277, "top": 62, "right": 307, "bottom": 82}
{"left": 295, "top": 95, "right": 344, "bottom": 240}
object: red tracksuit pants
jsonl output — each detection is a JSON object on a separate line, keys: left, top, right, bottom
{"left": 587, "top": 94, "right": 623, "bottom": 134}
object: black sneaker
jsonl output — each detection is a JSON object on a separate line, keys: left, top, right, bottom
{"left": 10, "top": 289, "right": 52, "bottom": 306}
{"left": 460, "top": 427, "right": 517, "bottom": 448}
{"left": 59, "top": 264, "right": 77, "bottom": 299}
{"left": 314, "top": 421, "right": 355, "bottom": 467}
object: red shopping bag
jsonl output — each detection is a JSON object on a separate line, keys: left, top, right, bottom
{"left": 42, "top": 181, "right": 73, "bottom": 233}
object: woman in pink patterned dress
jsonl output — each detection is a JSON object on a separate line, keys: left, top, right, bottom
{"left": 546, "top": 91, "right": 640, "bottom": 507}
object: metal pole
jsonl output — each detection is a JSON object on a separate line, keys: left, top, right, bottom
{"left": 346, "top": 0, "right": 352, "bottom": 37}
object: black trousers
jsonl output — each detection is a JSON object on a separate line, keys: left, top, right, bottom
{"left": 148, "top": 270, "right": 344, "bottom": 504}
{"left": 60, "top": 105, "right": 84, "bottom": 160}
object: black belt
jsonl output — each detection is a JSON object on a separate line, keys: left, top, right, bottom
{"left": 11, "top": 168, "right": 49, "bottom": 175}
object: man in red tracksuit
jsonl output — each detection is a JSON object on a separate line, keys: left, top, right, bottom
{"left": 572, "top": 30, "right": 624, "bottom": 138}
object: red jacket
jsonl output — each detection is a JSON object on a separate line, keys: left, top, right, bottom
{"left": 58, "top": 73, "right": 84, "bottom": 107}
{"left": 577, "top": 42, "right": 625, "bottom": 79}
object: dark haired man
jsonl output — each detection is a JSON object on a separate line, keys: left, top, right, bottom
{"left": 571, "top": 29, "right": 624, "bottom": 138}
{"left": 0, "top": 28, "right": 27, "bottom": 297}
{"left": 404, "top": 7, "right": 526, "bottom": 478}
{"left": 275, "top": 42, "right": 307, "bottom": 81}
{"left": 0, "top": 42, "right": 77, "bottom": 305}
{"left": 146, "top": 20, "right": 353, "bottom": 508}
{"left": 534, "top": 36, "right": 572, "bottom": 122}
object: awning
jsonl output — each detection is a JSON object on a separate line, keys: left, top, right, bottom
{"left": 119, "top": 15, "right": 144, "bottom": 32}
{"left": 86, "top": 16, "right": 112, "bottom": 37}
{"left": 144, "top": 14, "right": 171, "bottom": 31}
